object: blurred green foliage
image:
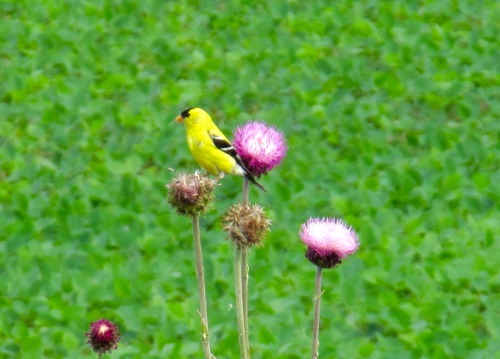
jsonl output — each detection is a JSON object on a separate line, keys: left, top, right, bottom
{"left": 1, "top": 0, "right": 499, "bottom": 358}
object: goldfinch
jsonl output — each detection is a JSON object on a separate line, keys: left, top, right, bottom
{"left": 175, "top": 107, "right": 266, "bottom": 192}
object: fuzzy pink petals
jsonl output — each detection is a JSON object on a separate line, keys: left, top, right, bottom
{"left": 233, "top": 121, "right": 287, "bottom": 177}
{"left": 300, "top": 218, "right": 359, "bottom": 258}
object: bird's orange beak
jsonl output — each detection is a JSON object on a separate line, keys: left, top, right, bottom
{"left": 174, "top": 115, "right": 184, "bottom": 123}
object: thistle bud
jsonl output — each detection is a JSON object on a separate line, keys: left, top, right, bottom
{"left": 85, "top": 319, "right": 120, "bottom": 355}
{"left": 222, "top": 203, "right": 271, "bottom": 247}
{"left": 167, "top": 172, "right": 218, "bottom": 216}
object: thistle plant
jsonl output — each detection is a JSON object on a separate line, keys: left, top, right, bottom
{"left": 229, "top": 121, "right": 287, "bottom": 358}
{"left": 85, "top": 319, "right": 120, "bottom": 358}
{"left": 222, "top": 203, "right": 271, "bottom": 359}
{"left": 299, "top": 218, "right": 359, "bottom": 359}
{"left": 167, "top": 172, "right": 218, "bottom": 359}
{"left": 167, "top": 115, "right": 359, "bottom": 359}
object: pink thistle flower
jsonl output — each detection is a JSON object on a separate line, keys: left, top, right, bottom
{"left": 85, "top": 319, "right": 120, "bottom": 355}
{"left": 233, "top": 121, "right": 287, "bottom": 177}
{"left": 299, "top": 218, "right": 359, "bottom": 268}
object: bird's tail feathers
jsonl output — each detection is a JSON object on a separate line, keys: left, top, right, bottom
{"left": 233, "top": 153, "right": 267, "bottom": 192}
{"left": 245, "top": 173, "right": 267, "bottom": 192}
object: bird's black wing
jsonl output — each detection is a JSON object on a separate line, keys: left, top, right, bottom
{"left": 208, "top": 131, "right": 239, "bottom": 158}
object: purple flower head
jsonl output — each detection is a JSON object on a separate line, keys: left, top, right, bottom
{"left": 85, "top": 319, "right": 120, "bottom": 355}
{"left": 233, "top": 121, "right": 287, "bottom": 177}
{"left": 299, "top": 218, "right": 359, "bottom": 268}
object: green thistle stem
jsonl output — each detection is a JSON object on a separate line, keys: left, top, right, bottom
{"left": 241, "top": 178, "right": 250, "bottom": 354}
{"left": 235, "top": 244, "right": 250, "bottom": 359}
{"left": 242, "top": 177, "right": 250, "bottom": 204}
{"left": 241, "top": 244, "right": 249, "bottom": 354}
{"left": 311, "top": 266, "right": 323, "bottom": 359}
{"left": 192, "top": 214, "right": 214, "bottom": 359}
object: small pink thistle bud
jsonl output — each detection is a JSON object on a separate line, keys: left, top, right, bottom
{"left": 233, "top": 121, "right": 287, "bottom": 177}
{"left": 222, "top": 203, "right": 271, "bottom": 247}
{"left": 167, "top": 172, "right": 218, "bottom": 216}
{"left": 299, "top": 218, "right": 359, "bottom": 268}
{"left": 85, "top": 319, "right": 120, "bottom": 355}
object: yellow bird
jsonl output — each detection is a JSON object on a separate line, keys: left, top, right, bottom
{"left": 175, "top": 107, "right": 266, "bottom": 191}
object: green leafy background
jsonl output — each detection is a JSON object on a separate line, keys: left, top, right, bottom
{"left": 1, "top": 0, "right": 499, "bottom": 358}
